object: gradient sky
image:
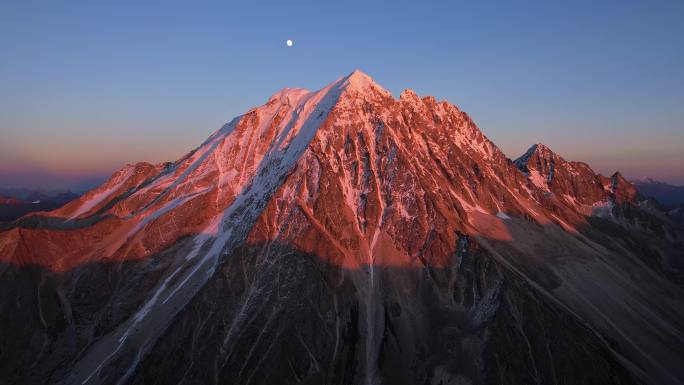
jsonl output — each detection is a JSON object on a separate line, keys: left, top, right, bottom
{"left": 1, "top": 0, "right": 683, "bottom": 190}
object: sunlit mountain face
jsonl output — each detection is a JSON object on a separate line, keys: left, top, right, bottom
{"left": 1, "top": 71, "right": 683, "bottom": 385}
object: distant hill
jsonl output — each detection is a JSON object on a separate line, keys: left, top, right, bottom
{"left": 632, "top": 177, "right": 684, "bottom": 206}
{"left": 0, "top": 189, "right": 79, "bottom": 222}
{"left": 632, "top": 178, "right": 684, "bottom": 224}
{"left": 0, "top": 195, "right": 24, "bottom": 205}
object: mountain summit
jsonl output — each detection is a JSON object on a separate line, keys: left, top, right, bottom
{"left": 1, "top": 71, "right": 683, "bottom": 385}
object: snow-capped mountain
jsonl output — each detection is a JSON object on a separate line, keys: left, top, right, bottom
{"left": 1, "top": 71, "right": 683, "bottom": 385}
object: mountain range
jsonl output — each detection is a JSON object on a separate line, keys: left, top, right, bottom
{"left": 631, "top": 178, "right": 684, "bottom": 225}
{"left": 0, "top": 71, "right": 682, "bottom": 385}
{"left": 0, "top": 189, "right": 78, "bottom": 222}
{"left": 631, "top": 178, "right": 684, "bottom": 206}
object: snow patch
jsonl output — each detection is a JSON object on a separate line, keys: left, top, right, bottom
{"left": 529, "top": 170, "right": 550, "bottom": 191}
{"left": 496, "top": 211, "right": 511, "bottom": 220}
{"left": 591, "top": 200, "right": 614, "bottom": 218}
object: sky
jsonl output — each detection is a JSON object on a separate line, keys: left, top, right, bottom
{"left": 1, "top": 0, "right": 683, "bottom": 190}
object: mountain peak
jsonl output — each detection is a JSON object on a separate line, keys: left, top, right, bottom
{"left": 265, "top": 70, "right": 389, "bottom": 110}
{"left": 610, "top": 171, "right": 639, "bottom": 202}
{"left": 338, "top": 69, "right": 391, "bottom": 98}
{"left": 514, "top": 142, "right": 560, "bottom": 167}
{"left": 399, "top": 88, "right": 420, "bottom": 102}
{"left": 611, "top": 171, "right": 626, "bottom": 180}
{"left": 346, "top": 68, "right": 372, "bottom": 82}
{"left": 633, "top": 176, "right": 661, "bottom": 185}
{"left": 514, "top": 143, "right": 547, "bottom": 171}
{"left": 529, "top": 142, "right": 554, "bottom": 156}
{"left": 535, "top": 142, "right": 551, "bottom": 151}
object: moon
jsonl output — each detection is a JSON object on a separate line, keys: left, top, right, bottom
{"left": 286, "top": 39, "right": 293, "bottom": 47}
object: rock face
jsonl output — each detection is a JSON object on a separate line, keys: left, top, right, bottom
{"left": 1, "top": 70, "right": 683, "bottom": 385}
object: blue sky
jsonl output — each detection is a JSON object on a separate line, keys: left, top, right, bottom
{"left": 1, "top": 0, "right": 683, "bottom": 189}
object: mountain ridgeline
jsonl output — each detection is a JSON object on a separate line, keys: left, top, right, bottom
{"left": 1, "top": 71, "right": 682, "bottom": 385}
